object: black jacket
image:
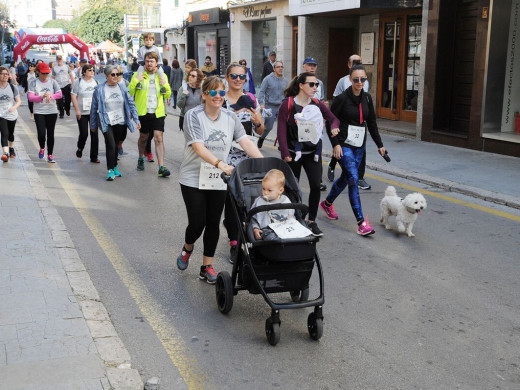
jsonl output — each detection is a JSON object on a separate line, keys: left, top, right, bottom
{"left": 329, "top": 87, "right": 383, "bottom": 149}
{"left": 261, "top": 61, "right": 274, "bottom": 81}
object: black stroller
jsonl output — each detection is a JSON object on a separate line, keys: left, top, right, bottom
{"left": 215, "top": 157, "right": 324, "bottom": 345}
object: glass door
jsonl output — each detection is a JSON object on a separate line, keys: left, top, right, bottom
{"left": 378, "top": 17, "right": 400, "bottom": 120}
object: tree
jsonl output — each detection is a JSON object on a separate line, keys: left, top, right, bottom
{"left": 81, "top": 0, "right": 138, "bottom": 15}
{"left": 0, "top": 2, "right": 15, "bottom": 64}
{"left": 42, "top": 19, "right": 70, "bottom": 31}
{"left": 76, "top": 7, "right": 124, "bottom": 44}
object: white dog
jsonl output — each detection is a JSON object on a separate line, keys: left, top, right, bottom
{"left": 380, "top": 186, "right": 427, "bottom": 237}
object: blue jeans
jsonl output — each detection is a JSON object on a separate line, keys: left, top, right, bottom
{"left": 326, "top": 146, "right": 365, "bottom": 222}
{"left": 259, "top": 104, "right": 280, "bottom": 140}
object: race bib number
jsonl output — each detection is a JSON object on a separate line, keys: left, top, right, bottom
{"left": 269, "top": 219, "right": 312, "bottom": 239}
{"left": 0, "top": 103, "right": 10, "bottom": 116}
{"left": 297, "top": 120, "right": 317, "bottom": 143}
{"left": 83, "top": 97, "right": 92, "bottom": 111}
{"left": 346, "top": 124, "right": 366, "bottom": 147}
{"left": 107, "top": 110, "right": 124, "bottom": 125}
{"left": 198, "top": 162, "right": 227, "bottom": 191}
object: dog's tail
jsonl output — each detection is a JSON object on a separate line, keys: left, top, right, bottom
{"left": 385, "top": 186, "right": 397, "bottom": 197}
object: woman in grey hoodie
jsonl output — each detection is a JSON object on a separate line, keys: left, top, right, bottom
{"left": 177, "top": 68, "right": 203, "bottom": 131}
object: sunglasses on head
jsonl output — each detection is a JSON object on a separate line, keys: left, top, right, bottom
{"left": 352, "top": 77, "right": 367, "bottom": 83}
{"left": 229, "top": 73, "right": 246, "bottom": 80}
{"left": 110, "top": 72, "right": 123, "bottom": 77}
{"left": 206, "top": 90, "right": 226, "bottom": 97}
{"left": 304, "top": 81, "right": 319, "bottom": 88}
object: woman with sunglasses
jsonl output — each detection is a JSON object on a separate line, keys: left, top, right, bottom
{"left": 71, "top": 64, "right": 99, "bottom": 163}
{"left": 320, "top": 65, "right": 386, "bottom": 236}
{"left": 277, "top": 72, "right": 340, "bottom": 237}
{"left": 0, "top": 66, "right": 21, "bottom": 162}
{"left": 90, "top": 65, "right": 140, "bottom": 181}
{"left": 177, "top": 75, "right": 263, "bottom": 284}
{"left": 177, "top": 68, "right": 203, "bottom": 131}
{"left": 222, "top": 62, "right": 264, "bottom": 260}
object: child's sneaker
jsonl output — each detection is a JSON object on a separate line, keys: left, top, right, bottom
{"left": 357, "top": 219, "right": 375, "bottom": 236}
{"left": 39, "top": 148, "right": 45, "bottom": 159}
{"left": 136, "top": 82, "right": 142, "bottom": 90}
{"left": 320, "top": 200, "right": 338, "bottom": 220}
{"left": 160, "top": 86, "right": 167, "bottom": 94}
{"left": 177, "top": 246, "right": 193, "bottom": 270}
{"left": 199, "top": 265, "right": 218, "bottom": 284}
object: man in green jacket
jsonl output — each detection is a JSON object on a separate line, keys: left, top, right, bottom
{"left": 129, "top": 52, "right": 172, "bottom": 177}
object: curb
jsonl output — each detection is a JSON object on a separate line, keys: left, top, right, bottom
{"left": 15, "top": 136, "right": 144, "bottom": 390}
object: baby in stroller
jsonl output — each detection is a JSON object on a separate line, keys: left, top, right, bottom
{"left": 251, "top": 169, "right": 310, "bottom": 241}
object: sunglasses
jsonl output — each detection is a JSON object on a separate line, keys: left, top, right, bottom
{"left": 0, "top": 73, "right": 9, "bottom": 76}
{"left": 110, "top": 73, "right": 123, "bottom": 77}
{"left": 352, "top": 77, "right": 367, "bottom": 83}
{"left": 229, "top": 73, "right": 246, "bottom": 80}
{"left": 205, "top": 90, "right": 226, "bottom": 97}
{"left": 304, "top": 81, "right": 319, "bottom": 88}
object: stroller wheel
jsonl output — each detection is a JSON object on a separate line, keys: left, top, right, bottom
{"left": 265, "top": 318, "right": 281, "bottom": 346}
{"left": 307, "top": 312, "right": 323, "bottom": 341}
{"left": 290, "top": 287, "right": 309, "bottom": 303}
{"left": 216, "top": 271, "right": 233, "bottom": 314}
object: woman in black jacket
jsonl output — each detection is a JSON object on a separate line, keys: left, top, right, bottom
{"left": 319, "top": 65, "right": 386, "bottom": 236}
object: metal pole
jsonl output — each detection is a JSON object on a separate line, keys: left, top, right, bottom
{"left": 124, "top": 14, "right": 129, "bottom": 62}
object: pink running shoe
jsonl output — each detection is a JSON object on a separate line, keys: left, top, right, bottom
{"left": 320, "top": 200, "right": 338, "bottom": 220}
{"left": 357, "top": 219, "right": 375, "bottom": 236}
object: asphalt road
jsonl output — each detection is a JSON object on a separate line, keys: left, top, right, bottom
{"left": 14, "top": 100, "right": 520, "bottom": 389}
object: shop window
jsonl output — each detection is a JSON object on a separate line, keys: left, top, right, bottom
{"left": 197, "top": 31, "right": 217, "bottom": 68}
{"left": 404, "top": 15, "right": 421, "bottom": 112}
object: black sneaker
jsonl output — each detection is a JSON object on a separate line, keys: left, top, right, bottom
{"left": 257, "top": 138, "right": 264, "bottom": 148}
{"left": 307, "top": 221, "right": 323, "bottom": 237}
{"left": 319, "top": 183, "right": 327, "bottom": 191}
{"left": 327, "top": 165, "right": 335, "bottom": 182}
{"left": 9, "top": 147, "right": 15, "bottom": 158}
{"left": 358, "top": 179, "right": 371, "bottom": 190}
{"left": 76, "top": 149, "right": 82, "bottom": 158}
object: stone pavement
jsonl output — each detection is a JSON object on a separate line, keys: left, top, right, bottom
{"left": 0, "top": 138, "right": 142, "bottom": 389}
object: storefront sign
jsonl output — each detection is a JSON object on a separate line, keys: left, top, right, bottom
{"left": 242, "top": 5, "right": 273, "bottom": 19}
{"left": 501, "top": 1, "right": 520, "bottom": 132}
{"left": 360, "top": 0, "right": 422, "bottom": 7}
{"left": 289, "top": 0, "right": 360, "bottom": 16}
{"left": 189, "top": 8, "right": 221, "bottom": 26}
{"left": 360, "top": 32, "right": 374, "bottom": 65}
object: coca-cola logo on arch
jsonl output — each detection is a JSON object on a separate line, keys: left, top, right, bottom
{"left": 36, "top": 35, "right": 62, "bottom": 44}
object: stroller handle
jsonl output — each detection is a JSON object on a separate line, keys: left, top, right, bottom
{"left": 246, "top": 203, "right": 309, "bottom": 222}
{"left": 221, "top": 172, "right": 231, "bottom": 184}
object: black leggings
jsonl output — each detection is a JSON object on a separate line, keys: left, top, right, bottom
{"left": 287, "top": 152, "right": 322, "bottom": 221}
{"left": 102, "top": 124, "right": 126, "bottom": 170}
{"left": 0, "top": 118, "right": 16, "bottom": 147}
{"left": 57, "top": 84, "right": 72, "bottom": 115}
{"left": 180, "top": 184, "right": 227, "bottom": 257}
{"left": 77, "top": 115, "right": 99, "bottom": 161}
{"left": 34, "top": 114, "right": 57, "bottom": 154}
{"left": 330, "top": 150, "right": 366, "bottom": 179}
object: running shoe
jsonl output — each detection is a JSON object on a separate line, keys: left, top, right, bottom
{"left": 113, "top": 166, "right": 122, "bottom": 177}
{"left": 177, "top": 247, "right": 192, "bottom": 270}
{"left": 137, "top": 157, "right": 145, "bottom": 171}
{"left": 307, "top": 221, "right": 323, "bottom": 237}
{"left": 39, "top": 148, "right": 45, "bottom": 159}
{"left": 76, "top": 149, "right": 82, "bottom": 158}
{"left": 327, "top": 165, "right": 335, "bottom": 182}
{"left": 47, "top": 155, "right": 55, "bottom": 163}
{"left": 199, "top": 265, "right": 218, "bottom": 284}
{"left": 358, "top": 179, "right": 371, "bottom": 190}
{"left": 160, "top": 86, "right": 167, "bottom": 95}
{"left": 320, "top": 200, "right": 338, "bottom": 220}
{"left": 90, "top": 159, "right": 100, "bottom": 163}
{"left": 158, "top": 166, "right": 170, "bottom": 177}
{"left": 1, "top": 153, "right": 8, "bottom": 162}
{"left": 320, "top": 183, "right": 327, "bottom": 191}
{"left": 9, "top": 147, "right": 15, "bottom": 158}
{"left": 357, "top": 219, "right": 375, "bottom": 236}
{"left": 106, "top": 169, "right": 115, "bottom": 181}
{"left": 147, "top": 152, "right": 154, "bottom": 162}
{"left": 228, "top": 240, "right": 238, "bottom": 264}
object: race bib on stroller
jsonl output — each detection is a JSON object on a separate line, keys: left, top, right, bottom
{"left": 297, "top": 120, "right": 317, "bottom": 143}
{"left": 268, "top": 219, "right": 312, "bottom": 239}
{"left": 198, "top": 162, "right": 227, "bottom": 190}
{"left": 346, "top": 124, "right": 365, "bottom": 147}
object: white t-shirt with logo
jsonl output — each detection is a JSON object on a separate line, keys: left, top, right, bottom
{"left": 52, "top": 64, "right": 72, "bottom": 88}
{"left": 0, "top": 83, "right": 19, "bottom": 121}
{"left": 71, "top": 78, "right": 97, "bottom": 115}
{"left": 28, "top": 78, "right": 60, "bottom": 115}
{"left": 104, "top": 84, "right": 125, "bottom": 125}
{"left": 147, "top": 73, "right": 158, "bottom": 114}
{"left": 179, "top": 105, "right": 247, "bottom": 188}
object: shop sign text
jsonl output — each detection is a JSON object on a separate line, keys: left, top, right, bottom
{"left": 243, "top": 6, "right": 272, "bottom": 19}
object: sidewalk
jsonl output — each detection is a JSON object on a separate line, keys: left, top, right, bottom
{"left": 0, "top": 139, "right": 142, "bottom": 389}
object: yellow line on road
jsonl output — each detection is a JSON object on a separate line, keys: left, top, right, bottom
{"left": 20, "top": 118, "right": 206, "bottom": 389}
{"left": 263, "top": 143, "right": 520, "bottom": 223}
